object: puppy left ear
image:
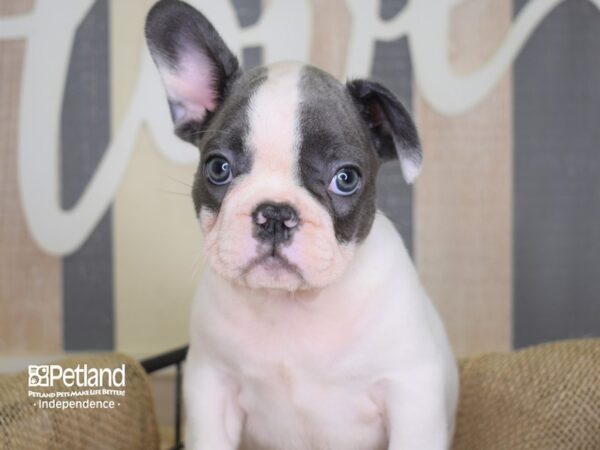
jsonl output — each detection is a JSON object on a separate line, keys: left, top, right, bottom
{"left": 145, "top": 0, "right": 240, "bottom": 143}
{"left": 347, "top": 79, "right": 422, "bottom": 183}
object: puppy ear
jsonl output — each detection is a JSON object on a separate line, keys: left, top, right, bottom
{"left": 347, "top": 79, "right": 422, "bottom": 183}
{"left": 145, "top": 0, "right": 240, "bottom": 143}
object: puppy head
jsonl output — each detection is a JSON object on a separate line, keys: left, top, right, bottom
{"left": 145, "top": 0, "right": 421, "bottom": 292}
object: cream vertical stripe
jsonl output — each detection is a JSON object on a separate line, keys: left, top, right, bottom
{"left": 415, "top": 0, "right": 513, "bottom": 357}
{"left": 0, "top": 0, "right": 62, "bottom": 354}
{"left": 308, "top": 0, "right": 352, "bottom": 80}
{"left": 111, "top": 0, "right": 201, "bottom": 354}
{"left": 0, "top": 0, "right": 33, "bottom": 15}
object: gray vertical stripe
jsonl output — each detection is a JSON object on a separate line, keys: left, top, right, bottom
{"left": 231, "top": 0, "right": 261, "bottom": 27}
{"left": 371, "top": 37, "right": 414, "bottom": 256}
{"left": 242, "top": 46, "right": 263, "bottom": 71}
{"left": 379, "top": 0, "right": 407, "bottom": 20}
{"left": 231, "top": 0, "right": 262, "bottom": 71}
{"left": 513, "top": 0, "right": 600, "bottom": 347}
{"left": 61, "top": 0, "right": 113, "bottom": 350}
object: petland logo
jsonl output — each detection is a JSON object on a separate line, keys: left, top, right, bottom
{"left": 28, "top": 364, "right": 126, "bottom": 388}
{"left": 28, "top": 364, "right": 126, "bottom": 409}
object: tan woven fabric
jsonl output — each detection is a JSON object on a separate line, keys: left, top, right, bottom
{"left": 453, "top": 339, "right": 600, "bottom": 450}
{"left": 0, "top": 353, "right": 159, "bottom": 450}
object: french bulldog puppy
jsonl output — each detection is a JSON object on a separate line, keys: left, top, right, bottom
{"left": 145, "top": 1, "right": 458, "bottom": 449}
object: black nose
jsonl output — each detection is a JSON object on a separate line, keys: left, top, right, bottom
{"left": 252, "top": 202, "right": 299, "bottom": 244}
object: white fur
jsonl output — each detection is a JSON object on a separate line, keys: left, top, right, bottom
{"left": 247, "top": 62, "right": 301, "bottom": 181}
{"left": 400, "top": 155, "right": 422, "bottom": 185}
{"left": 186, "top": 213, "right": 459, "bottom": 450}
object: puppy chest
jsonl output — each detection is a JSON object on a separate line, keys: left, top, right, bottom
{"left": 236, "top": 366, "right": 386, "bottom": 450}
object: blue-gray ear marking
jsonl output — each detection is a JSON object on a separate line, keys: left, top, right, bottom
{"left": 346, "top": 79, "right": 422, "bottom": 183}
{"left": 144, "top": 0, "right": 240, "bottom": 143}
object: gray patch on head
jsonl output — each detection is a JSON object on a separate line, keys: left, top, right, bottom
{"left": 192, "top": 66, "right": 268, "bottom": 214}
{"left": 297, "top": 65, "right": 379, "bottom": 243}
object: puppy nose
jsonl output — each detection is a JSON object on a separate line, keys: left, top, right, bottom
{"left": 252, "top": 202, "right": 299, "bottom": 244}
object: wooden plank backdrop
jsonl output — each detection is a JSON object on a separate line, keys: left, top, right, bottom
{"left": 111, "top": 0, "right": 200, "bottom": 354}
{"left": 0, "top": 0, "right": 62, "bottom": 354}
{"left": 1, "top": 0, "right": 598, "bottom": 360}
{"left": 415, "top": 0, "right": 513, "bottom": 356}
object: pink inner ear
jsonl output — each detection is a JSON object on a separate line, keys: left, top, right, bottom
{"left": 160, "top": 49, "right": 218, "bottom": 124}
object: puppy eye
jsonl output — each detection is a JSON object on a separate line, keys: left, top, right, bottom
{"left": 328, "top": 167, "right": 361, "bottom": 196}
{"left": 205, "top": 156, "right": 232, "bottom": 185}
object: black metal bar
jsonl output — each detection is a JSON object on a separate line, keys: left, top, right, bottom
{"left": 141, "top": 345, "right": 189, "bottom": 449}
{"left": 175, "top": 361, "right": 183, "bottom": 448}
{"left": 141, "top": 345, "right": 188, "bottom": 373}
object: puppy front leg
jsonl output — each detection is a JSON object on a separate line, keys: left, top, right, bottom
{"left": 184, "top": 359, "right": 243, "bottom": 450}
{"left": 384, "top": 368, "right": 451, "bottom": 450}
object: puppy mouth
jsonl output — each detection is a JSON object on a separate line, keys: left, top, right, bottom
{"left": 240, "top": 247, "right": 304, "bottom": 281}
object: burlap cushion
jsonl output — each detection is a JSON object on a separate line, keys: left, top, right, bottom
{"left": 0, "top": 353, "right": 159, "bottom": 450}
{"left": 453, "top": 339, "right": 600, "bottom": 450}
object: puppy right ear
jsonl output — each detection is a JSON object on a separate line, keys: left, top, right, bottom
{"left": 347, "top": 79, "right": 422, "bottom": 184}
{"left": 145, "top": 0, "right": 240, "bottom": 143}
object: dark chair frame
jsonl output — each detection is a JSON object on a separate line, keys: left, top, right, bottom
{"left": 141, "top": 346, "right": 189, "bottom": 450}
